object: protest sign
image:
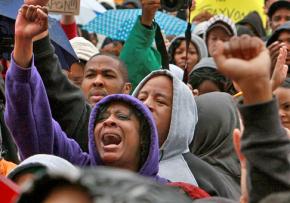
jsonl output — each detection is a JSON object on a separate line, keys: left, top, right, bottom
{"left": 191, "top": 0, "right": 266, "bottom": 25}
{"left": 47, "top": 0, "right": 80, "bottom": 15}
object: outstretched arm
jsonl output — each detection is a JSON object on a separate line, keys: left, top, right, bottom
{"left": 4, "top": 5, "right": 89, "bottom": 165}
{"left": 213, "top": 35, "right": 290, "bottom": 203}
{"left": 120, "top": 0, "right": 161, "bottom": 90}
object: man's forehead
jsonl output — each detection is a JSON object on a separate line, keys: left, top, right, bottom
{"left": 273, "top": 7, "right": 290, "bottom": 16}
{"left": 85, "top": 55, "right": 121, "bottom": 71}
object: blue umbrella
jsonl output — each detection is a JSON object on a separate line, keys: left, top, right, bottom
{"left": 83, "top": 9, "right": 194, "bottom": 41}
{"left": 0, "top": 0, "right": 78, "bottom": 69}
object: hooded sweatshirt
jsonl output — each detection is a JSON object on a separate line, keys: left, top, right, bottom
{"left": 132, "top": 70, "right": 199, "bottom": 186}
{"left": 7, "top": 154, "right": 78, "bottom": 181}
{"left": 203, "top": 15, "right": 237, "bottom": 46}
{"left": 266, "top": 21, "right": 290, "bottom": 47}
{"left": 168, "top": 34, "right": 208, "bottom": 67}
{"left": 4, "top": 57, "right": 167, "bottom": 184}
{"left": 190, "top": 92, "right": 241, "bottom": 196}
{"left": 17, "top": 167, "right": 193, "bottom": 203}
{"left": 236, "top": 11, "right": 266, "bottom": 38}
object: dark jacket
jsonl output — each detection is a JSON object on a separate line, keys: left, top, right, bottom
{"left": 4, "top": 58, "right": 167, "bottom": 183}
{"left": 239, "top": 98, "right": 290, "bottom": 203}
{"left": 0, "top": 73, "right": 19, "bottom": 163}
{"left": 237, "top": 11, "right": 266, "bottom": 38}
{"left": 193, "top": 97, "right": 290, "bottom": 203}
{"left": 190, "top": 92, "right": 241, "bottom": 196}
{"left": 33, "top": 36, "right": 91, "bottom": 151}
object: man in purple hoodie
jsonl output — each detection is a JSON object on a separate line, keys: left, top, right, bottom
{"left": 4, "top": 4, "right": 166, "bottom": 184}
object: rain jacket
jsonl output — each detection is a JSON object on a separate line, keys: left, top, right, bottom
{"left": 4, "top": 57, "right": 167, "bottom": 184}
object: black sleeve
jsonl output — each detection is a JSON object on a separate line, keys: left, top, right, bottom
{"left": 33, "top": 36, "right": 91, "bottom": 151}
{"left": 239, "top": 98, "right": 290, "bottom": 203}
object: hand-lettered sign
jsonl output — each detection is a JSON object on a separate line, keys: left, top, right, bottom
{"left": 191, "top": 0, "right": 266, "bottom": 26}
{"left": 47, "top": 0, "right": 80, "bottom": 15}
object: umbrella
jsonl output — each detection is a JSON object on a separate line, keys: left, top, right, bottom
{"left": 83, "top": 9, "right": 194, "bottom": 41}
{"left": 50, "top": 0, "right": 107, "bottom": 25}
{"left": 0, "top": 0, "right": 78, "bottom": 69}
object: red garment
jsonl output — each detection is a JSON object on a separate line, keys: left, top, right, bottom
{"left": 60, "top": 22, "right": 78, "bottom": 40}
{"left": 1, "top": 59, "right": 9, "bottom": 80}
{"left": 168, "top": 182, "right": 210, "bottom": 200}
{"left": 0, "top": 176, "right": 20, "bottom": 203}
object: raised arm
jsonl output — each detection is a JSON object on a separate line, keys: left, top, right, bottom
{"left": 4, "top": 5, "right": 89, "bottom": 165}
{"left": 120, "top": 0, "right": 162, "bottom": 90}
{"left": 24, "top": 0, "right": 91, "bottom": 151}
{"left": 213, "top": 35, "right": 290, "bottom": 203}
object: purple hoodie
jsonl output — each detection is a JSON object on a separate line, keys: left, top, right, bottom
{"left": 4, "top": 57, "right": 167, "bottom": 184}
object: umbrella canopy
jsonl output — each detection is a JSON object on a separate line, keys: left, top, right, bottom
{"left": 83, "top": 9, "right": 193, "bottom": 41}
{"left": 0, "top": 0, "right": 78, "bottom": 69}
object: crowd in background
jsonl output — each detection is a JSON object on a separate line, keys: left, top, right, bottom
{"left": 0, "top": 0, "right": 290, "bottom": 203}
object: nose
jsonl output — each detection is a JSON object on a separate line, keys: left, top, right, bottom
{"left": 180, "top": 51, "right": 187, "bottom": 59}
{"left": 279, "top": 109, "right": 286, "bottom": 120}
{"left": 142, "top": 97, "right": 154, "bottom": 112}
{"left": 93, "top": 75, "right": 104, "bottom": 88}
{"left": 103, "top": 115, "right": 117, "bottom": 127}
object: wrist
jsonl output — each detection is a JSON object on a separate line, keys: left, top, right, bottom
{"left": 141, "top": 9, "right": 156, "bottom": 26}
{"left": 241, "top": 79, "right": 272, "bottom": 105}
{"left": 13, "top": 37, "right": 33, "bottom": 68}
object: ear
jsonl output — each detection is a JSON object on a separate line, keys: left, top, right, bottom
{"left": 122, "top": 82, "right": 132, "bottom": 94}
{"left": 233, "top": 128, "right": 246, "bottom": 168}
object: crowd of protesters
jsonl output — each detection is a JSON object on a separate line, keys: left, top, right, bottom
{"left": 0, "top": 0, "right": 290, "bottom": 202}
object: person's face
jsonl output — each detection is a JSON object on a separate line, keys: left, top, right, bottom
{"left": 270, "top": 8, "right": 290, "bottom": 31}
{"left": 101, "top": 42, "right": 123, "bottom": 56}
{"left": 43, "top": 187, "right": 92, "bottom": 203}
{"left": 89, "top": 33, "right": 98, "bottom": 47}
{"left": 278, "top": 31, "right": 290, "bottom": 64}
{"left": 197, "top": 80, "right": 221, "bottom": 95}
{"left": 81, "top": 55, "right": 130, "bottom": 106}
{"left": 207, "top": 27, "right": 232, "bottom": 56}
{"left": 274, "top": 87, "right": 290, "bottom": 130}
{"left": 68, "top": 62, "right": 85, "bottom": 87}
{"left": 137, "top": 76, "right": 173, "bottom": 147}
{"left": 94, "top": 103, "right": 141, "bottom": 171}
{"left": 174, "top": 40, "right": 199, "bottom": 72}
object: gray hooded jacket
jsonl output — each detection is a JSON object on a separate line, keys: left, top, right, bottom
{"left": 133, "top": 70, "right": 199, "bottom": 185}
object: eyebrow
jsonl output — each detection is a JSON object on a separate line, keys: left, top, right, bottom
{"left": 155, "top": 92, "right": 169, "bottom": 99}
{"left": 85, "top": 66, "right": 118, "bottom": 73}
{"left": 281, "top": 101, "right": 290, "bottom": 106}
{"left": 101, "top": 68, "right": 117, "bottom": 74}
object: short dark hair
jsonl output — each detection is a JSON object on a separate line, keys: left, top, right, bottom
{"left": 88, "top": 53, "right": 129, "bottom": 82}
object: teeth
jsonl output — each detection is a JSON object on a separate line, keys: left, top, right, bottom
{"left": 102, "top": 134, "right": 121, "bottom": 146}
